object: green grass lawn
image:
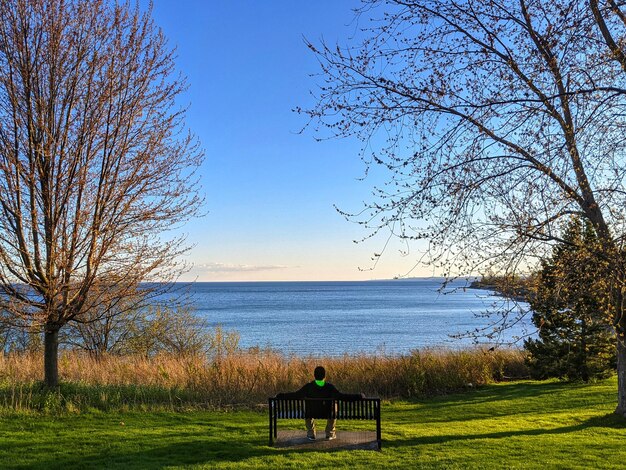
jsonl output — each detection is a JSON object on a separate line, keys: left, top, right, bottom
{"left": 1, "top": 378, "right": 626, "bottom": 469}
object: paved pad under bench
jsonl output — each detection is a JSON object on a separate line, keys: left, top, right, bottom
{"left": 272, "top": 430, "right": 379, "bottom": 450}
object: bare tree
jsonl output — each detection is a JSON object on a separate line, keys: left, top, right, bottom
{"left": 0, "top": 0, "right": 203, "bottom": 386}
{"left": 305, "top": 0, "right": 626, "bottom": 415}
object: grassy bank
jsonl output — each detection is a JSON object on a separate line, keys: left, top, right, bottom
{"left": 0, "top": 348, "right": 527, "bottom": 411}
{"left": 1, "top": 378, "right": 624, "bottom": 469}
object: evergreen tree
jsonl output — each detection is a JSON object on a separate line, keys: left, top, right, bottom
{"left": 524, "top": 219, "right": 615, "bottom": 381}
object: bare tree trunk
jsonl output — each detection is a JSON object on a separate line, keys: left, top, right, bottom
{"left": 44, "top": 326, "right": 59, "bottom": 388}
{"left": 580, "top": 317, "right": 589, "bottom": 383}
{"left": 617, "top": 339, "right": 626, "bottom": 417}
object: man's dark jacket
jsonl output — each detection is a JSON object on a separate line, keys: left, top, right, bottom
{"left": 276, "top": 381, "right": 362, "bottom": 419}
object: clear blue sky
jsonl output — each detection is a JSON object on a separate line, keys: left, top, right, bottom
{"left": 145, "top": 1, "right": 431, "bottom": 281}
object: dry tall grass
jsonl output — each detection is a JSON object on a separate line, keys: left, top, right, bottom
{"left": 0, "top": 348, "right": 528, "bottom": 412}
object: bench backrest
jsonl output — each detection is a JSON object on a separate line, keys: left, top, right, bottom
{"left": 269, "top": 397, "right": 380, "bottom": 420}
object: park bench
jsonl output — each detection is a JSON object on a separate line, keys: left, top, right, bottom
{"left": 268, "top": 396, "right": 381, "bottom": 449}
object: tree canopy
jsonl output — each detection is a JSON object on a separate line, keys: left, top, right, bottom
{"left": 305, "top": 0, "right": 626, "bottom": 414}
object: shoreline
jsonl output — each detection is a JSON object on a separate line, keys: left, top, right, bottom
{"left": 468, "top": 280, "right": 531, "bottom": 303}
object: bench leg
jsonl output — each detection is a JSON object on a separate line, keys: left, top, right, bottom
{"left": 269, "top": 418, "right": 273, "bottom": 446}
{"left": 268, "top": 399, "right": 274, "bottom": 446}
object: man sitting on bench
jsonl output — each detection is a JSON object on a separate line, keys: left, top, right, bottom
{"left": 276, "top": 366, "right": 364, "bottom": 441}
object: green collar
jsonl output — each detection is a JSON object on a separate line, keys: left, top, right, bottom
{"left": 315, "top": 379, "right": 325, "bottom": 387}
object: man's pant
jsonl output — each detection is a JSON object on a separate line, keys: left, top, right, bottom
{"left": 305, "top": 417, "right": 336, "bottom": 438}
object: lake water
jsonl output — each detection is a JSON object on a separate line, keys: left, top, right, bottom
{"left": 165, "top": 278, "right": 533, "bottom": 356}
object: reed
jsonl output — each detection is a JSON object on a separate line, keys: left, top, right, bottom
{"left": 0, "top": 348, "right": 528, "bottom": 412}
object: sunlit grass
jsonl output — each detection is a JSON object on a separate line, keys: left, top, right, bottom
{"left": 1, "top": 378, "right": 625, "bottom": 469}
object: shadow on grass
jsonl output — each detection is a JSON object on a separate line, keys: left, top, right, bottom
{"left": 5, "top": 432, "right": 349, "bottom": 469}
{"left": 385, "top": 412, "right": 625, "bottom": 449}
{"left": 7, "top": 440, "right": 264, "bottom": 469}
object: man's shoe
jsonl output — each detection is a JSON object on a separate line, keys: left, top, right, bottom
{"left": 326, "top": 434, "right": 336, "bottom": 440}
{"left": 307, "top": 435, "right": 316, "bottom": 441}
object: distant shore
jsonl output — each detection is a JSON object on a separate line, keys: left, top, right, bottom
{"left": 468, "top": 278, "right": 531, "bottom": 303}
